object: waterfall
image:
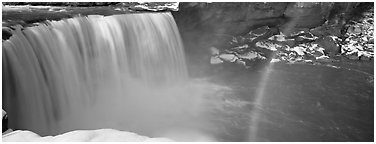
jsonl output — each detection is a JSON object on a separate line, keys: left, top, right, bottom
{"left": 2, "top": 12, "right": 190, "bottom": 136}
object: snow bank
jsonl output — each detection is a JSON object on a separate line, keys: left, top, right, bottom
{"left": 2, "top": 129, "right": 174, "bottom": 142}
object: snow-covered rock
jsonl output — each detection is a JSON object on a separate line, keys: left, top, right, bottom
{"left": 341, "top": 8, "right": 374, "bottom": 60}
{"left": 218, "top": 53, "right": 238, "bottom": 62}
{"left": 2, "top": 110, "right": 5, "bottom": 118}
{"left": 293, "top": 46, "right": 306, "bottom": 56}
{"left": 132, "top": 2, "right": 179, "bottom": 11}
{"left": 210, "top": 56, "right": 223, "bottom": 64}
{"left": 255, "top": 40, "right": 280, "bottom": 51}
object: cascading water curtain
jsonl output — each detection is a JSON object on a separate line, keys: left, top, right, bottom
{"left": 3, "top": 12, "right": 188, "bottom": 136}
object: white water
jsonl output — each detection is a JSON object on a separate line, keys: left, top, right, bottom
{"left": 2, "top": 13, "right": 217, "bottom": 139}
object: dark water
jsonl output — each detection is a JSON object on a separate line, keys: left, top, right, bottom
{"left": 206, "top": 62, "right": 373, "bottom": 141}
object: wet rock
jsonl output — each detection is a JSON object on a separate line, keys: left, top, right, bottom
{"left": 310, "top": 24, "right": 342, "bottom": 37}
{"left": 314, "top": 36, "right": 340, "bottom": 56}
{"left": 359, "top": 54, "right": 373, "bottom": 61}
{"left": 284, "top": 39, "right": 297, "bottom": 47}
{"left": 346, "top": 53, "right": 359, "bottom": 60}
{"left": 283, "top": 2, "right": 327, "bottom": 29}
{"left": 346, "top": 25, "right": 363, "bottom": 35}
{"left": 292, "top": 46, "right": 306, "bottom": 56}
{"left": 174, "top": 2, "right": 289, "bottom": 35}
{"left": 311, "top": 50, "right": 325, "bottom": 57}
{"left": 2, "top": 27, "right": 13, "bottom": 40}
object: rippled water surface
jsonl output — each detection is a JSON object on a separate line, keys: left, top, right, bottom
{"left": 204, "top": 61, "right": 373, "bottom": 141}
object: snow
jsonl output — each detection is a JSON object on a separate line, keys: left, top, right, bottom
{"left": 270, "top": 58, "right": 281, "bottom": 63}
{"left": 2, "top": 129, "right": 174, "bottom": 142}
{"left": 210, "top": 56, "right": 224, "bottom": 64}
{"left": 2, "top": 109, "right": 5, "bottom": 118}
{"left": 218, "top": 53, "right": 238, "bottom": 62}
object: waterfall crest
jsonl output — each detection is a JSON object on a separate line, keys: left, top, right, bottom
{"left": 3, "top": 12, "right": 189, "bottom": 136}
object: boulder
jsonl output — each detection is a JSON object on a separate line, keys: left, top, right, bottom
{"left": 313, "top": 36, "right": 340, "bottom": 56}
{"left": 210, "top": 56, "right": 223, "bottom": 64}
{"left": 284, "top": 39, "right": 297, "bottom": 47}
{"left": 237, "top": 51, "right": 265, "bottom": 60}
{"left": 218, "top": 53, "right": 238, "bottom": 62}
{"left": 248, "top": 26, "right": 272, "bottom": 37}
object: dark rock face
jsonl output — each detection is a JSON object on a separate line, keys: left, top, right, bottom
{"left": 310, "top": 25, "right": 342, "bottom": 37}
{"left": 174, "top": 2, "right": 289, "bottom": 36}
{"left": 173, "top": 2, "right": 372, "bottom": 40}
{"left": 283, "top": 3, "right": 327, "bottom": 29}
{"left": 173, "top": 2, "right": 356, "bottom": 36}
{"left": 2, "top": 27, "right": 13, "bottom": 40}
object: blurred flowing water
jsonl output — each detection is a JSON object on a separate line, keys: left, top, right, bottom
{"left": 2, "top": 12, "right": 219, "bottom": 139}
